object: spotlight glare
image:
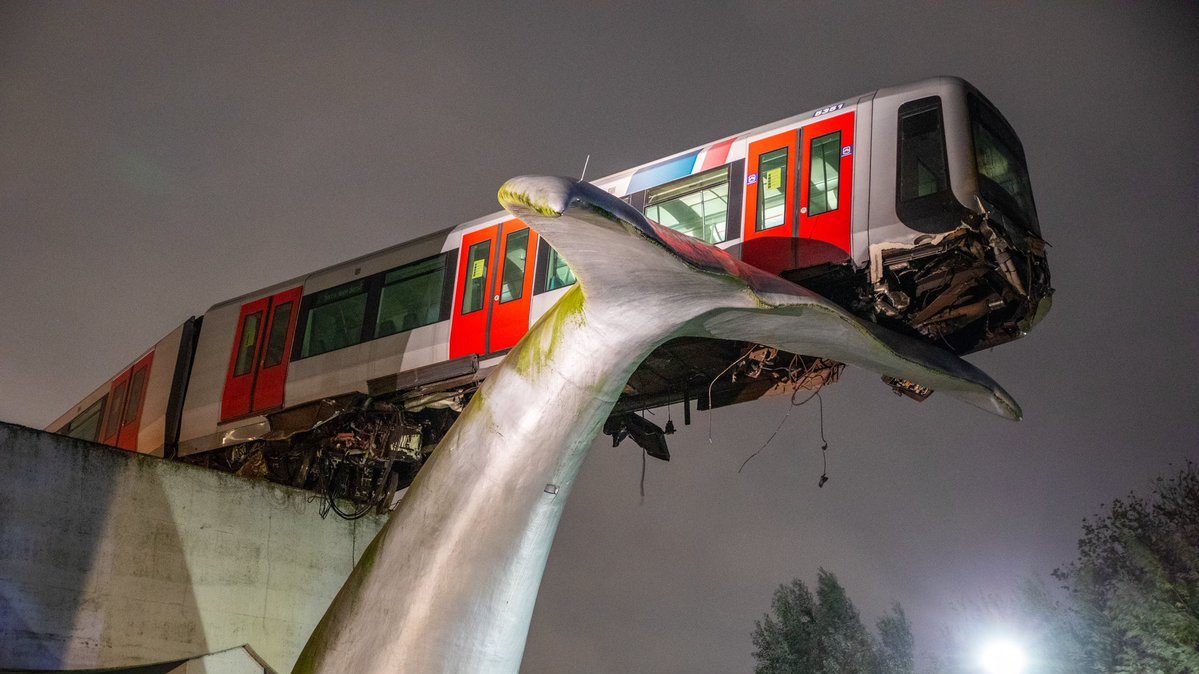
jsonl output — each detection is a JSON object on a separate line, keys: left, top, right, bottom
{"left": 979, "top": 638, "right": 1027, "bottom": 674}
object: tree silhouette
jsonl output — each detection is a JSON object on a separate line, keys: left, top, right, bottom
{"left": 752, "top": 569, "right": 913, "bottom": 674}
{"left": 1049, "top": 461, "right": 1199, "bottom": 673}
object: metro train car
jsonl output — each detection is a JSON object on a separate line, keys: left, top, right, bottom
{"left": 47, "top": 76, "right": 1052, "bottom": 514}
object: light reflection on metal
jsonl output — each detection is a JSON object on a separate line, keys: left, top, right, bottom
{"left": 293, "top": 177, "right": 1019, "bottom": 674}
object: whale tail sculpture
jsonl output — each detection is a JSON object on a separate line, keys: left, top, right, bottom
{"left": 292, "top": 178, "right": 1019, "bottom": 674}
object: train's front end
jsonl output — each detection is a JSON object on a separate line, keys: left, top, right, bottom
{"left": 861, "top": 77, "right": 1052, "bottom": 355}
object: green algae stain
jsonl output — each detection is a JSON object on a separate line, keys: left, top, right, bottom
{"left": 514, "top": 285, "right": 587, "bottom": 377}
{"left": 497, "top": 186, "right": 560, "bottom": 217}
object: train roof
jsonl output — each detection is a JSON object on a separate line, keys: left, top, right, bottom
{"left": 411, "top": 76, "right": 976, "bottom": 236}
{"left": 202, "top": 76, "right": 976, "bottom": 314}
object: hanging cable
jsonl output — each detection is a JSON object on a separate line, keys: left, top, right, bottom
{"left": 816, "top": 392, "right": 830, "bottom": 488}
{"left": 707, "top": 348, "right": 754, "bottom": 443}
{"left": 639, "top": 449, "right": 647, "bottom": 504}
{"left": 737, "top": 365, "right": 836, "bottom": 473}
{"left": 737, "top": 399, "right": 797, "bottom": 473}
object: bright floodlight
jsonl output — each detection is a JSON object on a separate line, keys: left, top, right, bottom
{"left": 979, "top": 638, "right": 1028, "bottom": 674}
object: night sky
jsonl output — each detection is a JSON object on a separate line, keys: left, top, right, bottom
{"left": 2, "top": 3, "right": 1196, "bottom": 672}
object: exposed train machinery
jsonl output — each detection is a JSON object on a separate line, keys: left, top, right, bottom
{"left": 48, "top": 77, "right": 1052, "bottom": 516}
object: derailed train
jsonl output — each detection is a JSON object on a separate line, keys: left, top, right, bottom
{"left": 47, "top": 76, "right": 1051, "bottom": 514}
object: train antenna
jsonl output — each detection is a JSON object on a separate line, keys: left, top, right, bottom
{"left": 580, "top": 154, "right": 591, "bottom": 182}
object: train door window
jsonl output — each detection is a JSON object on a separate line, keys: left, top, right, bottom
{"left": 544, "top": 246, "right": 576, "bottom": 292}
{"left": 102, "top": 379, "right": 128, "bottom": 441}
{"left": 499, "top": 229, "right": 530, "bottom": 302}
{"left": 300, "top": 280, "right": 367, "bottom": 358}
{"left": 644, "top": 166, "right": 731, "bottom": 244}
{"left": 65, "top": 397, "right": 105, "bottom": 442}
{"left": 461, "top": 240, "right": 491, "bottom": 314}
{"left": 808, "top": 131, "right": 842, "bottom": 216}
{"left": 262, "top": 302, "right": 293, "bottom": 367}
{"left": 234, "top": 312, "right": 262, "bottom": 375}
{"left": 122, "top": 367, "right": 148, "bottom": 426}
{"left": 756, "top": 148, "right": 789, "bottom": 230}
{"left": 376, "top": 255, "right": 448, "bottom": 337}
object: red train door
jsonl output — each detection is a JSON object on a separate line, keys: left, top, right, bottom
{"left": 742, "top": 129, "right": 800, "bottom": 275}
{"left": 450, "top": 225, "right": 500, "bottom": 359}
{"left": 488, "top": 221, "right": 537, "bottom": 353}
{"left": 220, "top": 286, "right": 302, "bottom": 423}
{"left": 798, "top": 112, "right": 855, "bottom": 263}
{"left": 251, "top": 287, "right": 302, "bottom": 413}
{"left": 99, "top": 369, "right": 131, "bottom": 447}
{"left": 449, "top": 220, "right": 537, "bottom": 358}
{"left": 117, "top": 352, "right": 154, "bottom": 450}
{"left": 99, "top": 351, "right": 153, "bottom": 451}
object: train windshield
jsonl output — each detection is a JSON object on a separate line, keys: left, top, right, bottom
{"left": 969, "top": 93, "right": 1039, "bottom": 234}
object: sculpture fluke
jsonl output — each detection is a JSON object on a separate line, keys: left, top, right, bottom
{"left": 294, "top": 178, "right": 1019, "bottom": 674}
{"left": 499, "top": 176, "right": 1019, "bottom": 420}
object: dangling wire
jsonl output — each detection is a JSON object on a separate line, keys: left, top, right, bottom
{"left": 816, "top": 392, "right": 830, "bottom": 488}
{"left": 707, "top": 349, "right": 754, "bottom": 443}
{"left": 639, "top": 449, "right": 647, "bottom": 504}
{"left": 737, "top": 368, "right": 834, "bottom": 473}
{"left": 737, "top": 399, "right": 797, "bottom": 473}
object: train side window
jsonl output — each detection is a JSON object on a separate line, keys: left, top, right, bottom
{"left": 896, "top": 96, "right": 958, "bottom": 231}
{"left": 376, "top": 255, "right": 448, "bottom": 337}
{"left": 808, "top": 131, "right": 842, "bottom": 216}
{"left": 233, "top": 312, "right": 262, "bottom": 376}
{"left": 543, "top": 245, "right": 576, "bottom": 292}
{"left": 122, "top": 367, "right": 148, "bottom": 426}
{"left": 898, "top": 98, "right": 949, "bottom": 202}
{"left": 262, "top": 302, "right": 294, "bottom": 367}
{"left": 66, "top": 397, "right": 105, "bottom": 442}
{"left": 103, "top": 380, "right": 128, "bottom": 439}
{"left": 499, "top": 229, "right": 530, "bottom": 303}
{"left": 461, "top": 240, "right": 491, "bottom": 314}
{"left": 300, "top": 280, "right": 368, "bottom": 358}
{"left": 756, "top": 148, "right": 789, "bottom": 230}
{"left": 644, "top": 166, "right": 731, "bottom": 244}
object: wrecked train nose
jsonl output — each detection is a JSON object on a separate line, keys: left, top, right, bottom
{"left": 868, "top": 220, "right": 1052, "bottom": 355}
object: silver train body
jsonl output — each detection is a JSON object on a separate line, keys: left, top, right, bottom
{"left": 48, "top": 77, "right": 1051, "bottom": 507}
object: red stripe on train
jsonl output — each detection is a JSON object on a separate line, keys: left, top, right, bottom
{"left": 700, "top": 137, "right": 735, "bottom": 171}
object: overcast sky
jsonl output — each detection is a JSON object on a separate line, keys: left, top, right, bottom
{"left": 2, "top": 2, "right": 1197, "bottom": 672}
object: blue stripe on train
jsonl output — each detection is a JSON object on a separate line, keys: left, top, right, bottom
{"left": 626, "top": 150, "right": 700, "bottom": 193}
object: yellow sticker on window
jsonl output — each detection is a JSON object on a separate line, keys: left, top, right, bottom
{"left": 471, "top": 259, "right": 486, "bottom": 279}
{"left": 764, "top": 167, "right": 783, "bottom": 191}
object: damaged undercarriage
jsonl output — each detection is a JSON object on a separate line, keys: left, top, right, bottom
{"left": 182, "top": 396, "right": 454, "bottom": 518}
{"left": 182, "top": 343, "right": 844, "bottom": 517}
